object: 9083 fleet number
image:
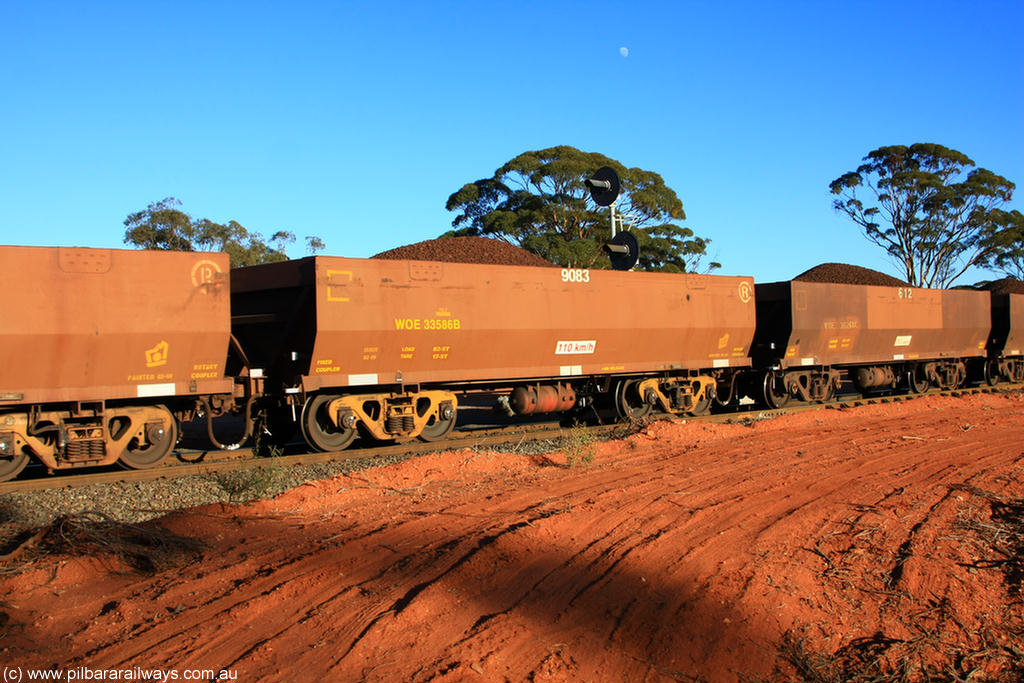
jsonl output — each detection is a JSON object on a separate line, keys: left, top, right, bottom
{"left": 561, "top": 268, "right": 590, "bottom": 283}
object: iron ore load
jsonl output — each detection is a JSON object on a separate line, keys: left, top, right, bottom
{"left": 0, "top": 243, "right": 1022, "bottom": 482}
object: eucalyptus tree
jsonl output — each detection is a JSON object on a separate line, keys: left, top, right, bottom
{"left": 829, "top": 143, "right": 1020, "bottom": 287}
{"left": 981, "top": 208, "right": 1024, "bottom": 280}
{"left": 445, "top": 146, "right": 717, "bottom": 272}
{"left": 124, "top": 197, "right": 324, "bottom": 267}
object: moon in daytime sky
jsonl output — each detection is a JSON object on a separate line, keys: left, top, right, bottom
{"left": 620, "top": 46, "right": 629, "bottom": 57}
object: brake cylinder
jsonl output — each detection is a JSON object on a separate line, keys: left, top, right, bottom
{"left": 854, "top": 366, "right": 896, "bottom": 389}
{"left": 508, "top": 384, "right": 577, "bottom": 415}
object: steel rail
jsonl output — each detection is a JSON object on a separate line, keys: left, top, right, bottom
{"left": 1, "top": 383, "right": 1019, "bottom": 495}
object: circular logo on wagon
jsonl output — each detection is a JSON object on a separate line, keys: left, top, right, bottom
{"left": 738, "top": 281, "right": 752, "bottom": 304}
{"left": 191, "top": 259, "right": 222, "bottom": 288}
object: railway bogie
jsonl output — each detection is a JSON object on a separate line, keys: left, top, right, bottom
{"left": 762, "top": 367, "right": 842, "bottom": 406}
{"left": 299, "top": 388, "right": 459, "bottom": 450}
{"left": 990, "top": 358, "right": 1024, "bottom": 384}
{"left": 633, "top": 374, "right": 718, "bottom": 416}
{"left": 2, "top": 403, "right": 179, "bottom": 471}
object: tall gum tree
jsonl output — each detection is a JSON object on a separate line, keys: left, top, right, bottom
{"left": 983, "top": 208, "right": 1024, "bottom": 280}
{"left": 829, "top": 143, "right": 1022, "bottom": 288}
{"left": 123, "top": 198, "right": 325, "bottom": 267}
{"left": 445, "top": 146, "right": 717, "bottom": 272}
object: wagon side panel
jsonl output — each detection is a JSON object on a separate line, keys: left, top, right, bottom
{"left": 779, "top": 283, "right": 987, "bottom": 368}
{"left": 304, "top": 258, "right": 756, "bottom": 389}
{"left": 0, "top": 246, "right": 233, "bottom": 404}
{"left": 1001, "top": 293, "right": 1024, "bottom": 356}
{"left": 934, "top": 289, "right": 990, "bottom": 359}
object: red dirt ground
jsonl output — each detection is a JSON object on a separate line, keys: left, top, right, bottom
{"left": 3, "top": 393, "right": 1023, "bottom": 682}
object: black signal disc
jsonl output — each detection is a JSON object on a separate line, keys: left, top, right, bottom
{"left": 605, "top": 231, "right": 639, "bottom": 271}
{"left": 587, "top": 166, "right": 621, "bottom": 207}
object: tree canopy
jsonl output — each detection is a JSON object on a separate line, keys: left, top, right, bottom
{"left": 123, "top": 198, "right": 325, "bottom": 267}
{"left": 444, "top": 146, "right": 717, "bottom": 272}
{"left": 829, "top": 143, "right": 1022, "bottom": 288}
{"left": 980, "top": 208, "right": 1024, "bottom": 280}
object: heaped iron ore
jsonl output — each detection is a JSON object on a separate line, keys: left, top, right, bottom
{"left": 981, "top": 278, "right": 1024, "bottom": 296}
{"left": 372, "top": 236, "right": 556, "bottom": 268}
{"left": 794, "top": 263, "right": 907, "bottom": 287}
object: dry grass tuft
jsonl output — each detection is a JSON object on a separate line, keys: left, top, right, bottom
{"left": 2, "top": 511, "right": 207, "bottom": 574}
{"left": 210, "top": 460, "right": 286, "bottom": 503}
{"left": 950, "top": 484, "right": 1024, "bottom": 596}
{"left": 764, "top": 485, "right": 1024, "bottom": 683}
{"left": 562, "top": 421, "right": 596, "bottom": 468}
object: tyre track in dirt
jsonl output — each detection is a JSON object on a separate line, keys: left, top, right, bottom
{"left": 2, "top": 393, "right": 1022, "bottom": 682}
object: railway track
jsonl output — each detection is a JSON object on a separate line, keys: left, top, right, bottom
{"left": 1, "top": 383, "right": 1019, "bottom": 495}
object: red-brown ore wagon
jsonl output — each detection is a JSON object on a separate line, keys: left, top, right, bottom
{"left": 230, "top": 257, "right": 756, "bottom": 450}
{"left": 751, "top": 281, "right": 990, "bottom": 406}
{"left": 0, "top": 246, "right": 235, "bottom": 480}
{"left": 987, "top": 292, "right": 1024, "bottom": 383}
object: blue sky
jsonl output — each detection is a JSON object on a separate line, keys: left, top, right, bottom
{"left": 1, "top": 0, "right": 1021, "bottom": 283}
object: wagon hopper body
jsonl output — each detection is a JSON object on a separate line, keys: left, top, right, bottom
{"left": 0, "top": 246, "right": 233, "bottom": 479}
{"left": 231, "top": 256, "right": 757, "bottom": 448}
{"left": 987, "top": 292, "right": 1024, "bottom": 383}
{"left": 751, "top": 281, "right": 990, "bottom": 405}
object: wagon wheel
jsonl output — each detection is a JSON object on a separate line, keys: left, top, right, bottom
{"left": 419, "top": 401, "right": 457, "bottom": 442}
{"left": 0, "top": 451, "right": 29, "bottom": 482}
{"left": 908, "top": 366, "right": 930, "bottom": 394}
{"left": 119, "top": 406, "right": 178, "bottom": 469}
{"left": 614, "top": 379, "right": 652, "bottom": 420}
{"left": 984, "top": 359, "right": 1000, "bottom": 387}
{"left": 762, "top": 371, "right": 790, "bottom": 409}
{"left": 687, "top": 388, "right": 713, "bottom": 416}
{"left": 301, "top": 394, "right": 356, "bottom": 452}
